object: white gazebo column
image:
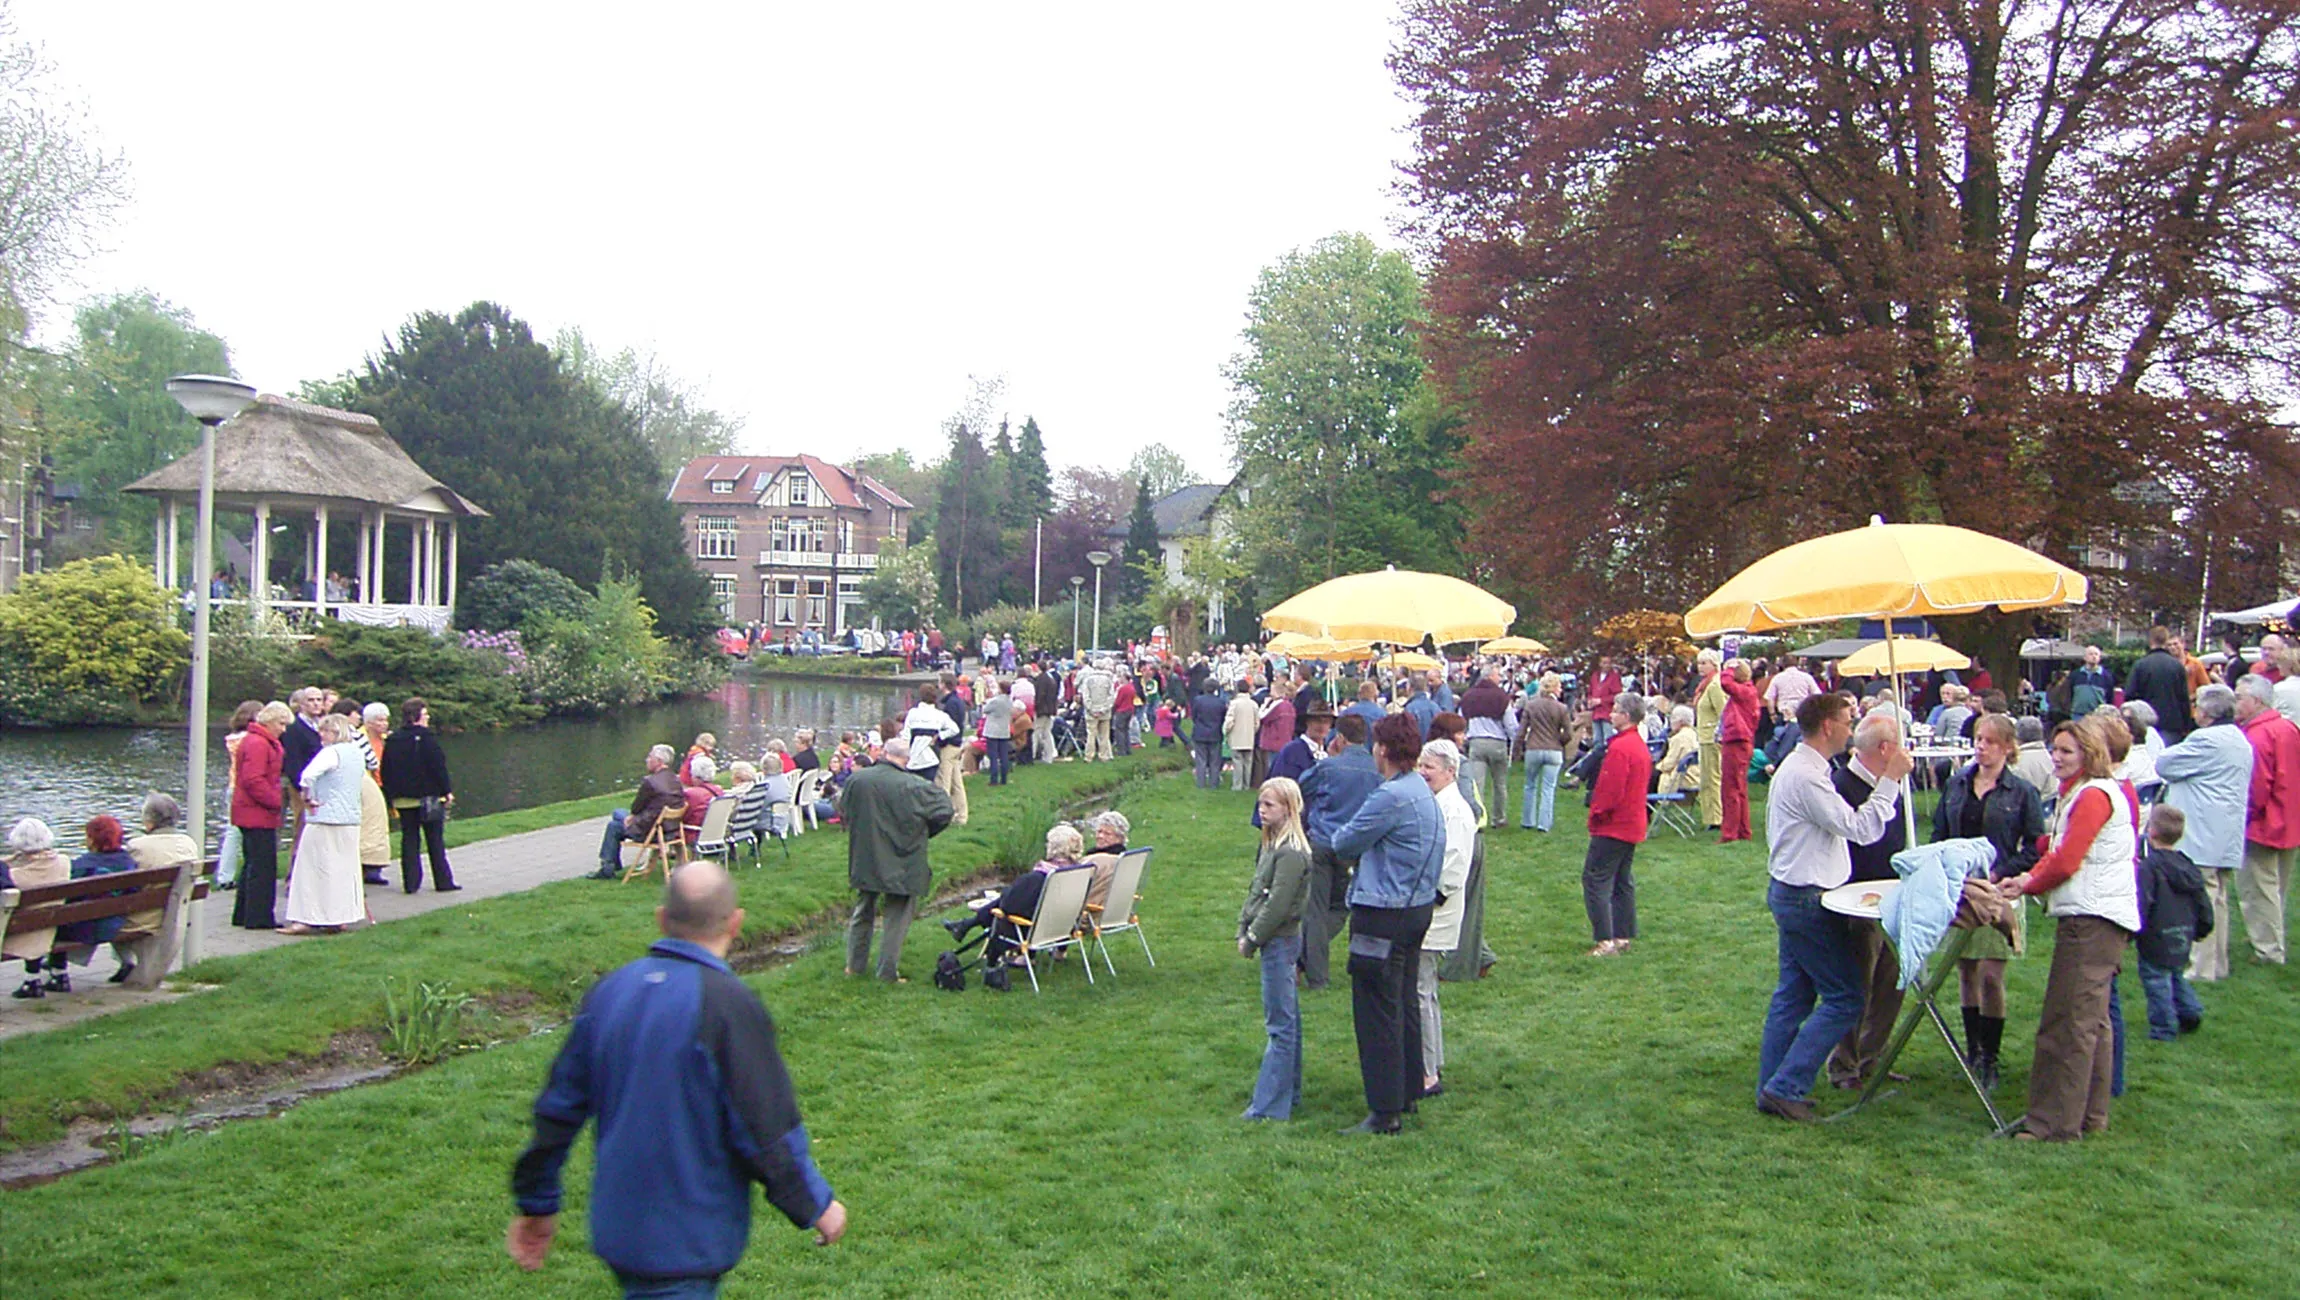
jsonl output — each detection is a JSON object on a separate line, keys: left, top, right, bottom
{"left": 406, "top": 515, "right": 421, "bottom": 605}
{"left": 251, "top": 500, "right": 271, "bottom": 615}
{"left": 421, "top": 516, "right": 438, "bottom": 606}
{"left": 446, "top": 518, "right": 459, "bottom": 613}
{"left": 166, "top": 499, "right": 180, "bottom": 591}
{"left": 314, "top": 505, "right": 329, "bottom": 614}
{"left": 153, "top": 510, "right": 167, "bottom": 585}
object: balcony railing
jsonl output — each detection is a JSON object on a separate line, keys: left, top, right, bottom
{"left": 758, "top": 549, "right": 833, "bottom": 568}
{"left": 837, "top": 552, "right": 879, "bottom": 570}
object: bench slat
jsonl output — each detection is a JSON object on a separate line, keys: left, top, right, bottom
{"left": 10, "top": 884, "right": 181, "bottom": 932}
{"left": 11, "top": 865, "right": 187, "bottom": 905}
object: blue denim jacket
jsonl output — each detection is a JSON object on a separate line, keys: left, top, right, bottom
{"left": 1332, "top": 772, "right": 1445, "bottom": 909}
{"left": 1300, "top": 745, "right": 1382, "bottom": 846}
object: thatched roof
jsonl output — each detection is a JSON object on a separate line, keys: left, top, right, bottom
{"left": 124, "top": 395, "right": 488, "bottom": 517}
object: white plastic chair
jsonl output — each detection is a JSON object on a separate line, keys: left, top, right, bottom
{"left": 994, "top": 864, "right": 1097, "bottom": 993}
{"left": 793, "top": 767, "right": 829, "bottom": 830}
{"left": 1083, "top": 847, "right": 1155, "bottom": 976}
{"left": 690, "top": 794, "right": 742, "bottom": 863}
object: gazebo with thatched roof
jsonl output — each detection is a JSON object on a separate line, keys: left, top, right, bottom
{"left": 124, "top": 395, "right": 487, "bottom": 630}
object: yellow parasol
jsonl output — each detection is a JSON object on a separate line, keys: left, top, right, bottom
{"left": 1264, "top": 631, "right": 1321, "bottom": 655}
{"left": 1291, "top": 638, "right": 1379, "bottom": 661}
{"left": 1263, "top": 567, "right": 1516, "bottom": 647}
{"left": 1836, "top": 638, "right": 1970, "bottom": 676}
{"left": 1685, "top": 517, "right": 2087, "bottom": 637}
{"left": 1479, "top": 635, "right": 1551, "bottom": 656}
{"left": 1383, "top": 650, "right": 1443, "bottom": 672}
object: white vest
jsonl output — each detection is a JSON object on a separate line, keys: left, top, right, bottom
{"left": 2045, "top": 777, "right": 2140, "bottom": 932}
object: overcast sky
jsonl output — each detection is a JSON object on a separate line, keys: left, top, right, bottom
{"left": 16, "top": 0, "right": 1416, "bottom": 484}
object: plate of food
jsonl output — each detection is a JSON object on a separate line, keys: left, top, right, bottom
{"left": 1821, "top": 879, "right": 1900, "bottom": 919}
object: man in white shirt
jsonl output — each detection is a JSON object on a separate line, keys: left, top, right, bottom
{"left": 1077, "top": 658, "right": 1118, "bottom": 762}
{"left": 1763, "top": 657, "right": 1820, "bottom": 724}
{"left": 900, "top": 687, "right": 959, "bottom": 780}
{"left": 1756, "top": 691, "right": 1911, "bottom": 1122}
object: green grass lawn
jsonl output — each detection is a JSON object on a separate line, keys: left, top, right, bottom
{"left": 7, "top": 771, "right": 2297, "bottom": 1296}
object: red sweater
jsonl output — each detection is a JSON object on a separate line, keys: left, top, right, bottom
{"left": 1588, "top": 729, "right": 1653, "bottom": 844}
{"left": 231, "top": 724, "right": 284, "bottom": 830}
{"left": 2023, "top": 778, "right": 2138, "bottom": 896}
{"left": 2243, "top": 710, "right": 2300, "bottom": 849}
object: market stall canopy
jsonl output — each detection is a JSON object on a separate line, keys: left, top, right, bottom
{"left": 1685, "top": 518, "right": 2087, "bottom": 637}
{"left": 1479, "top": 635, "right": 1551, "bottom": 656}
{"left": 2207, "top": 597, "right": 2297, "bottom": 627}
{"left": 1838, "top": 638, "right": 1970, "bottom": 676}
{"left": 1262, "top": 567, "right": 1516, "bottom": 647}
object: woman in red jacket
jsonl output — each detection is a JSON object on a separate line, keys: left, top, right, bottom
{"left": 1718, "top": 659, "right": 1762, "bottom": 843}
{"left": 1584, "top": 694, "right": 1654, "bottom": 956}
{"left": 231, "top": 701, "right": 289, "bottom": 930}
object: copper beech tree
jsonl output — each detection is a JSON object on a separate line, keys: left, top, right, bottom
{"left": 1395, "top": 0, "right": 2300, "bottom": 662}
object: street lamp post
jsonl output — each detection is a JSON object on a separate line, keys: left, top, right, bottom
{"left": 1086, "top": 549, "right": 1111, "bottom": 655}
{"left": 1069, "top": 574, "right": 1085, "bottom": 659}
{"left": 169, "top": 375, "right": 258, "bottom": 967}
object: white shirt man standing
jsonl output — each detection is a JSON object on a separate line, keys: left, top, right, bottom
{"left": 1754, "top": 691, "right": 1910, "bottom": 1121}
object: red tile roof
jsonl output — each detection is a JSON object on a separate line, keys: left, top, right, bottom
{"left": 668, "top": 455, "right": 914, "bottom": 510}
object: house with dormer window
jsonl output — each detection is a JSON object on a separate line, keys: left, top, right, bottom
{"left": 669, "top": 454, "right": 913, "bottom": 631}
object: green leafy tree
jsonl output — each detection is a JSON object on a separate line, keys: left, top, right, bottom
{"left": 454, "top": 558, "right": 591, "bottom": 632}
{"left": 858, "top": 537, "right": 938, "bottom": 628}
{"left": 1118, "top": 478, "right": 1160, "bottom": 606}
{"left": 522, "top": 573, "right": 672, "bottom": 713}
{"left": 1224, "top": 232, "right": 1463, "bottom": 603}
{"left": 553, "top": 327, "right": 743, "bottom": 484}
{"left": 1124, "top": 443, "right": 1196, "bottom": 499}
{"left": 345, "top": 302, "right": 713, "bottom": 634}
{"left": 0, "top": 555, "right": 187, "bottom": 723}
{"left": 45, "top": 292, "right": 231, "bottom": 545}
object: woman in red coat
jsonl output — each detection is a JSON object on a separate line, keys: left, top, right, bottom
{"left": 1718, "top": 659, "right": 1762, "bottom": 843}
{"left": 231, "top": 701, "right": 289, "bottom": 930}
{"left": 1584, "top": 694, "right": 1654, "bottom": 956}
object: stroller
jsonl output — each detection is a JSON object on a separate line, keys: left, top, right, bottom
{"left": 1048, "top": 704, "right": 1086, "bottom": 759}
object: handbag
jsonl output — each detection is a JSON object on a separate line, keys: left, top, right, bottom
{"left": 419, "top": 795, "right": 449, "bottom": 826}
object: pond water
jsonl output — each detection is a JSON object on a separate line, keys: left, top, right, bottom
{"left": 0, "top": 676, "right": 915, "bottom": 843}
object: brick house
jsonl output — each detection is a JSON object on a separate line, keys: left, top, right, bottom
{"left": 669, "top": 454, "right": 913, "bottom": 632}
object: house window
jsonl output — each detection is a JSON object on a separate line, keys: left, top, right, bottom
{"left": 788, "top": 475, "right": 811, "bottom": 507}
{"left": 837, "top": 518, "right": 854, "bottom": 553}
{"left": 709, "top": 479, "right": 734, "bottom": 495}
{"left": 771, "top": 577, "right": 799, "bottom": 625}
{"left": 696, "top": 516, "right": 738, "bottom": 560}
{"left": 710, "top": 575, "right": 737, "bottom": 618}
{"left": 807, "top": 519, "right": 829, "bottom": 552}
{"left": 805, "top": 577, "right": 829, "bottom": 627}
{"left": 768, "top": 517, "right": 790, "bottom": 554}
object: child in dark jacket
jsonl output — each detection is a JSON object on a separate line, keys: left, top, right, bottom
{"left": 2136, "top": 804, "right": 2210, "bottom": 1041}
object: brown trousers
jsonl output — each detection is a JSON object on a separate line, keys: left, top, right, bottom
{"left": 1826, "top": 919, "right": 1904, "bottom": 1087}
{"left": 2023, "top": 915, "right": 2129, "bottom": 1141}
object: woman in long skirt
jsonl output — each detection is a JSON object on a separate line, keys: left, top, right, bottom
{"left": 283, "top": 714, "right": 369, "bottom": 935}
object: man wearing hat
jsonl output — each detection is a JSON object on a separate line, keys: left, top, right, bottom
{"left": 1271, "top": 704, "right": 1335, "bottom": 788}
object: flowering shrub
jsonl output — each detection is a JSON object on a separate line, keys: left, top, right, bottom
{"left": 459, "top": 628, "right": 528, "bottom": 674}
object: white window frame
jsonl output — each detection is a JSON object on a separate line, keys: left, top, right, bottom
{"left": 805, "top": 576, "right": 829, "bottom": 627}
{"left": 710, "top": 479, "right": 733, "bottom": 495}
{"left": 710, "top": 574, "right": 737, "bottom": 618}
{"left": 787, "top": 474, "right": 812, "bottom": 507}
{"left": 696, "top": 516, "right": 738, "bottom": 560}
{"left": 771, "top": 577, "right": 799, "bottom": 625}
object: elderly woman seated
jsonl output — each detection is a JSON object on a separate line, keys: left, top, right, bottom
{"left": 6, "top": 818, "right": 70, "bottom": 999}
{"left": 1657, "top": 706, "right": 1702, "bottom": 794}
{"left": 943, "top": 823, "right": 1086, "bottom": 962}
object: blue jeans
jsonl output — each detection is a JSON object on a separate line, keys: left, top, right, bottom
{"left": 598, "top": 808, "right": 631, "bottom": 868}
{"left": 615, "top": 1272, "right": 718, "bottom": 1299}
{"left": 2137, "top": 929, "right": 2202, "bottom": 1039}
{"left": 986, "top": 737, "right": 1012, "bottom": 785}
{"left": 1192, "top": 740, "right": 1223, "bottom": 789}
{"left": 2109, "top": 976, "right": 2126, "bottom": 1096}
{"left": 1758, "top": 880, "right": 1865, "bottom": 1103}
{"left": 214, "top": 823, "right": 244, "bottom": 887}
{"left": 1521, "top": 750, "right": 1562, "bottom": 830}
{"left": 1247, "top": 933, "right": 1304, "bottom": 1118}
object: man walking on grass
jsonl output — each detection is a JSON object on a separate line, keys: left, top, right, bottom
{"left": 842, "top": 738, "right": 954, "bottom": 982}
{"left": 1756, "top": 692, "right": 1910, "bottom": 1122}
{"left": 510, "top": 861, "right": 848, "bottom": 1297}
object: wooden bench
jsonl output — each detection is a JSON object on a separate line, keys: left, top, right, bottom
{"left": 0, "top": 860, "right": 211, "bottom": 991}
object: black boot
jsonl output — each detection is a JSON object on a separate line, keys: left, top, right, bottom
{"left": 11, "top": 977, "right": 42, "bottom": 999}
{"left": 1960, "top": 1006, "right": 1983, "bottom": 1065}
{"left": 943, "top": 917, "right": 972, "bottom": 940}
{"left": 44, "top": 967, "right": 70, "bottom": 994}
{"left": 108, "top": 961, "right": 137, "bottom": 985}
{"left": 1977, "top": 1016, "right": 2006, "bottom": 1092}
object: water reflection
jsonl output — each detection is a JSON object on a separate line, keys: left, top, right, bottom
{"left": 0, "top": 677, "right": 912, "bottom": 838}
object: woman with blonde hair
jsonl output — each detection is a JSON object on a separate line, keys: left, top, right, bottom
{"left": 232, "top": 701, "right": 291, "bottom": 930}
{"left": 1999, "top": 718, "right": 2138, "bottom": 1141}
{"left": 358, "top": 703, "right": 393, "bottom": 886}
{"left": 1239, "top": 775, "right": 1312, "bottom": 1119}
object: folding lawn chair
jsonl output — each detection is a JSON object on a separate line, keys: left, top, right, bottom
{"left": 993, "top": 863, "right": 1097, "bottom": 993}
{"left": 1647, "top": 753, "right": 1699, "bottom": 837}
{"left": 723, "top": 782, "right": 778, "bottom": 864}
{"left": 623, "top": 817, "right": 684, "bottom": 883}
{"left": 690, "top": 794, "right": 742, "bottom": 865}
{"left": 1083, "top": 847, "right": 1156, "bottom": 977}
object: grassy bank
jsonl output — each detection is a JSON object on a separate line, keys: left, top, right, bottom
{"left": 8, "top": 772, "right": 2298, "bottom": 1294}
{"left": 738, "top": 654, "right": 911, "bottom": 681}
{"left": 0, "top": 748, "right": 1186, "bottom": 1150}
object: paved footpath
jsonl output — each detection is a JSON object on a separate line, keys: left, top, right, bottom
{"left": 0, "top": 815, "right": 643, "bottom": 1041}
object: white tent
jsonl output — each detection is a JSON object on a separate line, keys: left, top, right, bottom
{"left": 2207, "top": 597, "right": 2297, "bottom": 627}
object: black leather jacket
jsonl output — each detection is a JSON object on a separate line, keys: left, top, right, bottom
{"left": 1930, "top": 762, "right": 2045, "bottom": 880}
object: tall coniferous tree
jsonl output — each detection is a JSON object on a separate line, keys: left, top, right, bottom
{"left": 1119, "top": 477, "right": 1160, "bottom": 606}
{"left": 349, "top": 302, "right": 713, "bottom": 634}
{"left": 1008, "top": 417, "right": 1053, "bottom": 525}
{"left": 933, "top": 417, "right": 1001, "bottom": 616}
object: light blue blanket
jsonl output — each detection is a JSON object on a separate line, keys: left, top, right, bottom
{"left": 1881, "top": 838, "right": 1999, "bottom": 988}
